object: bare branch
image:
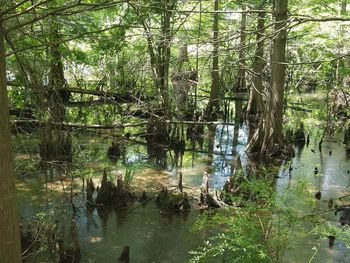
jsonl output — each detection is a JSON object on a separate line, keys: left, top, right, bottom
{"left": 4, "top": 0, "right": 125, "bottom": 33}
{"left": 0, "top": 0, "right": 31, "bottom": 16}
{"left": 5, "top": 23, "right": 158, "bottom": 57}
{"left": 1, "top": 0, "right": 53, "bottom": 22}
{"left": 291, "top": 16, "right": 350, "bottom": 26}
{"left": 5, "top": 1, "right": 81, "bottom": 33}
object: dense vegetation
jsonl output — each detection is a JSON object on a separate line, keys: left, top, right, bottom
{"left": 1, "top": 0, "right": 350, "bottom": 262}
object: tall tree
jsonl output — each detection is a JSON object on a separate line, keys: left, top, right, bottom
{"left": 48, "top": 16, "right": 68, "bottom": 123}
{"left": 246, "top": 2, "right": 266, "bottom": 116}
{"left": 0, "top": 10, "right": 22, "bottom": 263}
{"left": 247, "top": 0, "right": 288, "bottom": 158}
{"left": 206, "top": 0, "right": 220, "bottom": 121}
{"left": 235, "top": 4, "right": 247, "bottom": 93}
{"left": 341, "top": 0, "right": 347, "bottom": 15}
{"left": 129, "top": 0, "right": 177, "bottom": 115}
{"left": 0, "top": 2, "right": 112, "bottom": 259}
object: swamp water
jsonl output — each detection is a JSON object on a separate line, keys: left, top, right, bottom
{"left": 13, "top": 124, "right": 350, "bottom": 262}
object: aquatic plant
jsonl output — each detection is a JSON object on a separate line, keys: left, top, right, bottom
{"left": 188, "top": 176, "right": 349, "bottom": 263}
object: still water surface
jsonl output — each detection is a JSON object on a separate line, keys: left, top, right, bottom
{"left": 14, "top": 125, "right": 350, "bottom": 262}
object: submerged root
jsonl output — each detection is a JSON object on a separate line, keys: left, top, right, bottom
{"left": 197, "top": 189, "right": 227, "bottom": 209}
{"left": 40, "top": 129, "right": 72, "bottom": 162}
{"left": 92, "top": 169, "right": 135, "bottom": 208}
{"left": 107, "top": 139, "right": 126, "bottom": 162}
{"left": 155, "top": 187, "right": 191, "bottom": 214}
{"left": 118, "top": 245, "right": 130, "bottom": 262}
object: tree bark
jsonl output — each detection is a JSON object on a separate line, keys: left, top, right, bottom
{"left": 0, "top": 12, "right": 22, "bottom": 263}
{"left": 235, "top": 4, "right": 247, "bottom": 93}
{"left": 49, "top": 17, "right": 67, "bottom": 123}
{"left": 246, "top": 4, "right": 266, "bottom": 116}
{"left": 134, "top": 1, "right": 176, "bottom": 116}
{"left": 341, "top": 0, "right": 347, "bottom": 15}
{"left": 160, "top": 3, "right": 172, "bottom": 113}
{"left": 246, "top": 0, "right": 288, "bottom": 158}
{"left": 206, "top": 0, "right": 220, "bottom": 121}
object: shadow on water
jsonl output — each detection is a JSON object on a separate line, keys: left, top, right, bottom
{"left": 77, "top": 202, "right": 204, "bottom": 262}
{"left": 277, "top": 134, "right": 350, "bottom": 263}
{"left": 13, "top": 110, "right": 350, "bottom": 262}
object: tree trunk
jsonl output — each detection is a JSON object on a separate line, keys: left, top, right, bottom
{"left": 144, "top": 27, "right": 160, "bottom": 95}
{"left": 49, "top": 17, "right": 67, "bottom": 123}
{"left": 0, "top": 14, "right": 22, "bottom": 263}
{"left": 39, "top": 17, "right": 73, "bottom": 162}
{"left": 246, "top": 0, "right": 288, "bottom": 158}
{"left": 177, "top": 45, "right": 189, "bottom": 71}
{"left": 206, "top": 0, "right": 220, "bottom": 121}
{"left": 139, "top": 2, "right": 174, "bottom": 116}
{"left": 246, "top": 5, "right": 266, "bottom": 116}
{"left": 160, "top": 5, "right": 172, "bottom": 113}
{"left": 235, "top": 4, "right": 247, "bottom": 93}
{"left": 341, "top": 0, "right": 347, "bottom": 15}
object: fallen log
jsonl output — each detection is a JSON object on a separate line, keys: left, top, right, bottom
{"left": 9, "top": 108, "right": 35, "bottom": 118}
{"left": 287, "top": 105, "right": 312, "bottom": 113}
{"left": 124, "top": 109, "right": 166, "bottom": 119}
{"left": 68, "top": 87, "right": 150, "bottom": 103}
{"left": 7, "top": 81, "right": 152, "bottom": 103}
{"left": 189, "top": 93, "right": 248, "bottom": 101}
{"left": 11, "top": 119, "right": 148, "bottom": 130}
{"left": 65, "top": 99, "right": 117, "bottom": 107}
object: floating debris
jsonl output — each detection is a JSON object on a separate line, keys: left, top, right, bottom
{"left": 328, "top": 198, "right": 333, "bottom": 209}
{"left": 315, "top": 191, "right": 321, "bottom": 200}
{"left": 118, "top": 245, "right": 130, "bottom": 262}
{"left": 138, "top": 191, "right": 149, "bottom": 205}
{"left": 328, "top": 236, "right": 335, "bottom": 249}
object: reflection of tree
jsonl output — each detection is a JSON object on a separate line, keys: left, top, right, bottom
{"left": 207, "top": 125, "right": 216, "bottom": 166}
{"left": 86, "top": 207, "right": 98, "bottom": 232}
{"left": 115, "top": 208, "right": 128, "bottom": 226}
{"left": 41, "top": 162, "right": 70, "bottom": 195}
{"left": 146, "top": 116, "right": 169, "bottom": 168}
{"left": 187, "top": 113, "right": 205, "bottom": 151}
{"left": 58, "top": 218, "right": 81, "bottom": 263}
{"left": 294, "top": 142, "right": 305, "bottom": 160}
{"left": 96, "top": 207, "right": 109, "bottom": 235}
{"left": 232, "top": 101, "right": 243, "bottom": 155}
{"left": 173, "top": 126, "right": 185, "bottom": 169}
{"left": 146, "top": 141, "right": 167, "bottom": 169}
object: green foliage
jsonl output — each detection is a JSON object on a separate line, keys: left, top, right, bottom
{"left": 313, "top": 223, "right": 350, "bottom": 248}
{"left": 124, "top": 164, "right": 136, "bottom": 188}
{"left": 188, "top": 176, "right": 332, "bottom": 263}
{"left": 8, "top": 87, "right": 26, "bottom": 108}
{"left": 123, "top": 161, "right": 155, "bottom": 188}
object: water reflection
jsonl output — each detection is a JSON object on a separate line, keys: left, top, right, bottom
{"left": 77, "top": 203, "right": 203, "bottom": 262}
{"left": 13, "top": 118, "right": 350, "bottom": 262}
{"left": 232, "top": 100, "right": 243, "bottom": 151}
{"left": 277, "top": 134, "right": 350, "bottom": 262}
